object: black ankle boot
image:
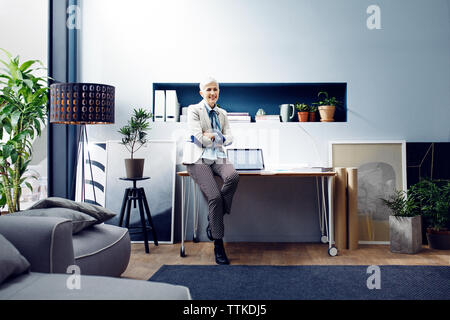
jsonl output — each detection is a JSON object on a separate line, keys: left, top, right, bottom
{"left": 214, "top": 239, "right": 229, "bottom": 265}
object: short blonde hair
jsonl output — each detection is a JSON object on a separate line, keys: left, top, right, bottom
{"left": 199, "top": 76, "right": 219, "bottom": 91}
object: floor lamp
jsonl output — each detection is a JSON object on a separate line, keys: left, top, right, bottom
{"left": 50, "top": 83, "right": 115, "bottom": 203}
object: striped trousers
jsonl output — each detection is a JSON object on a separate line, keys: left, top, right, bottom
{"left": 186, "top": 160, "right": 240, "bottom": 239}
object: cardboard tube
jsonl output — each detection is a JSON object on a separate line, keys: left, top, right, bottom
{"left": 334, "top": 167, "right": 347, "bottom": 251}
{"left": 347, "top": 167, "right": 359, "bottom": 250}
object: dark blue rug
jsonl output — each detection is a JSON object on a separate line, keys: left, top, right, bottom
{"left": 149, "top": 265, "right": 450, "bottom": 300}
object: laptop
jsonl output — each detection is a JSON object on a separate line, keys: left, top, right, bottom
{"left": 227, "top": 148, "right": 265, "bottom": 171}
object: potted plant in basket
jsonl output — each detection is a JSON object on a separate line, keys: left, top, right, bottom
{"left": 381, "top": 190, "right": 422, "bottom": 254}
{"left": 313, "top": 91, "right": 341, "bottom": 122}
{"left": 0, "top": 49, "right": 48, "bottom": 213}
{"left": 118, "top": 108, "right": 152, "bottom": 179}
{"left": 295, "top": 103, "right": 309, "bottom": 122}
{"left": 407, "top": 179, "right": 450, "bottom": 250}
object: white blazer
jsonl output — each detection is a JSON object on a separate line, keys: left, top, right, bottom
{"left": 182, "top": 101, "right": 233, "bottom": 165}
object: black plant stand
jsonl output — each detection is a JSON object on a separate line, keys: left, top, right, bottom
{"left": 118, "top": 177, "right": 158, "bottom": 253}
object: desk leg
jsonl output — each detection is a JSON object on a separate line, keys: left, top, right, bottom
{"left": 321, "top": 177, "right": 329, "bottom": 242}
{"left": 327, "top": 175, "right": 338, "bottom": 256}
{"left": 181, "top": 176, "right": 192, "bottom": 257}
{"left": 193, "top": 183, "right": 200, "bottom": 243}
{"left": 317, "top": 177, "right": 327, "bottom": 244}
{"left": 180, "top": 177, "right": 186, "bottom": 257}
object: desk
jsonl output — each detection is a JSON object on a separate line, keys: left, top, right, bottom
{"left": 177, "top": 170, "right": 337, "bottom": 257}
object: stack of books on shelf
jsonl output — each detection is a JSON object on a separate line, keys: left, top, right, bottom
{"left": 255, "top": 115, "right": 280, "bottom": 122}
{"left": 227, "top": 112, "right": 251, "bottom": 123}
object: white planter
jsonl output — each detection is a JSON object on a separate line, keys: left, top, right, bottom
{"left": 389, "top": 215, "right": 422, "bottom": 254}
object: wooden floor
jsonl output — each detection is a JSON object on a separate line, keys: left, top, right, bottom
{"left": 121, "top": 242, "right": 450, "bottom": 280}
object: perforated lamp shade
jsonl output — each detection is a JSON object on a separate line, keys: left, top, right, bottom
{"left": 50, "top": 83, "right": 115, "bottom": 124}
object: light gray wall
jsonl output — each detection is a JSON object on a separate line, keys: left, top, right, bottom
{"left": 80, "top": 0, "right": 450, "bottom": 242}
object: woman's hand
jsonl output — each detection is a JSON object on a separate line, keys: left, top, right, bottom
{"left": 203, "top": 132, "right": 215, "bottom": 141}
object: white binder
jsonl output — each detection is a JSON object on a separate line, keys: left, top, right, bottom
{"left": 154, "top": 90, "right": 166, "bottom": 122}
{"left": 165, "top": 90, "right": 180, "bottom": 122}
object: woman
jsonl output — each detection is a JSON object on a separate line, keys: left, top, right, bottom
{"left": 182, "top": 77, "right": 240, "bottom": 265}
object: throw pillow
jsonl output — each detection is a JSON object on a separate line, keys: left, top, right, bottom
{"left": 29, "top": 197, "right": 116, "bottom": 223}
{"left": 0, "top": 234, "right": 30, "bottom": 285}
{"left": 11, "top": 208, "right": 97, "bottom": 234}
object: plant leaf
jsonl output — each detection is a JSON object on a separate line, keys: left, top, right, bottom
{"left": 0, "top": 48, "right": 12, "bottom": 60}
{"left": 25, "top": 182, "right": 33, "bottom": 192}
{"left": 19, "top": 60, "right": 39, "bottom": 72}
{"left": 10, "top": 149, "right": 18, "bottom": 164}
{"left": 23, "top": 79, "right": 33, "bottom": 90}
{"left": 10, "top": 110, "right": 21, "bottom": 129}
{"left": 0, "top": 195, "right": 6, "bottom": 208}
{"left": 2, "top": 144, "right": 13, "bottom": 158}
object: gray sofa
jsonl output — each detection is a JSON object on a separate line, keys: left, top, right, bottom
{"left": 0, "top": 215, "right": 191, "bottom": 300}
{"left": 0, "top": 215, "right": 130, "bottom": 277}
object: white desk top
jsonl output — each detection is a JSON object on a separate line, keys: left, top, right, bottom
{"left": 177, "top": 170, "right": 336, "bottom": 177}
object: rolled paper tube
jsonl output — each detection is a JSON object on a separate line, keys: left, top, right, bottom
{"left": 347, "top": 167, "right": 359, "bottom": 250}
{"left": 334, "top": 167, "right": 347, "bottom": 251}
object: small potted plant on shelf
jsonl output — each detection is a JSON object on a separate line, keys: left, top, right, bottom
{"left": 118, "top": 108, "right": 152, "bottom": 179}
{"left": 313, "top": 91, "right": 341, "bottom": 122}
{"left": 309, "top": 105, "right": 318, "bottom": 122}
{"left": 381, "top": 190, "right": 422, "bottom": 254}
{"left": 407, "top": 179, "right": 450, "bottom": 250}
{"left": 295, "top": 103, "right": 309, "bottom": 122}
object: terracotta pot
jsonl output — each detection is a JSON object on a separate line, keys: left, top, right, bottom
{"left": 309, "top": 112, "right": 316, "bottom": 122}
{"left": 125, "top": 159, "right": 145, "bottom": 178}
{"left": 297, "top": 112, "right": 309, "bottom": 122}
{"left": 426, "top": 228, "right": 450, "bottom": 250}
{"left": 318, "top": 105, "right": 336, "bottom": 122}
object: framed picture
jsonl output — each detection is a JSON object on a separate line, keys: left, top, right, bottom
{"left": 105, "top": 140, "right": 176, "bottom": 244}
{"left": 75, "top": 142, "right": 107, "bottom": 207}
{"left": 329, "top": 140, "right": 407, "bottom": 244}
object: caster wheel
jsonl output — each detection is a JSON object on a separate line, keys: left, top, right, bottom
{"left": 321, "top": 235, "right": 328, "bottom": 244}
{"left": 180, "top": 247, "right": 186, "bottom": 257}
{"left": 193, "top": 235, "right": 200, "bottom": 243}
{"left": 328, "top": 246, "right": 338, "bottom": 257}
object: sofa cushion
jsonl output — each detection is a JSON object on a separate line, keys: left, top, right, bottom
{"left": 29, "top": 197, "right": 116, "bottom": 223}
{"left": 0, "top": 272, "right": 191, "bottom": 300}
{"left": 72, "top": 223, "right": 131, "bottom": 277}
{"left": 10, "top": 208, "right": 97, "bottom": 234}
{"left": 0, "top": 234, "right": 30, "bottom": 285}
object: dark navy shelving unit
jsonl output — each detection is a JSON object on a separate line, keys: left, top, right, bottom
{"left": 153, "top": 82, "right": 347, "bottom": 122}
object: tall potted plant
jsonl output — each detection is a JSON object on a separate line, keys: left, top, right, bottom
{"left": 381, "top": 190, "right": 422, "bottom": 254}
{"left": 408, "top": 179, "right": 450, "bottom": 250}
{"left": 0, "top": 49, "right": 48, "bottom": 213}
{"left": 313, "top": 91, "right": 341, "bottom": 122}
{"left": 118, "top": 108, "right": 152, "bottom": 179}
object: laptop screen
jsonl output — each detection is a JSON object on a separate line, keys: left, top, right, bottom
{"left": 227, "top": 149, "right": 264, "bottom": 170}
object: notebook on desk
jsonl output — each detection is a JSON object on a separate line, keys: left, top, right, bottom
{"left": 227, "top": 148, "right": 265, "bottom": 171}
